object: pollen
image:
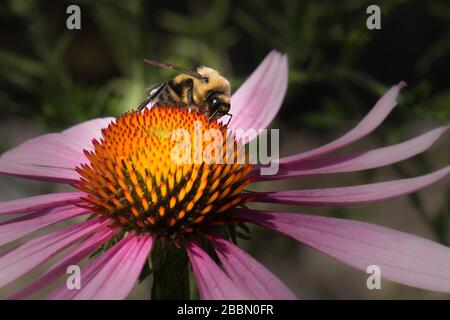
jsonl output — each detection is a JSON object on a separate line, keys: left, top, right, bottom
{"left": 73, "top": 106, "right": 253, "bottom": 239}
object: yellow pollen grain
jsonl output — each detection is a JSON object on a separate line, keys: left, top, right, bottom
{"left": 169, "top": 196, "right": 177, "bottom": 209}
{"left": 186, "top": 200, "right": 195, "bottom": 212}
{"left": 178, "top": 187, "right": 186, "bottom": 202}
{"left": 177, "top": 210, "right": 186, "bottom": 220}
{"left": 193, "top": 216, "right": 205, "bottom": 224}
{"left": 209, "top": 179, "right": 220, "bottom": 193}
{"left": 117, "top": 178, "right": 128, "bottom": 193}
{"left": 145, "top": 175, "right": 153, "bottom": 192}
{"left": 184, "top": 179, "right": 194, "bottom": 194}
{"left": 141, "top": 197, "right": 149, "bottom": 211}
{"left": 217, "top": 198, "right": 242, "bottom": 213}
{"left": 220, "top": 165, "right": 232, "bottom": 179}
{"left": 175, "top": 167, "right": 183, "bottom": 184}
{"left": 218, "top": 187, "right": 231, "bottom": 200}
{"left": 211, "top": 165, "right": 223, "bottom": 181}
{"left": 124, "top": 190, "right": 134, "bottom": 204}
{"left": 198, "top": 177, "right": 208, "bottom": 192}
{"left": 97, "top": 189, "right": 111, "bottom": 202}
{"left": 193, "top": 189, "right": 203, "bottom": 203}
{"left": 207, "top": 191, "right": 220, "bottom": 204}
{"left": 168, "top": 174, "right": 175, "bottom": 190}
{"left": 230, "top": 179, "right": 252, "bottom": 197}
{"left": 151, "top": 190, "right": 158, "bottom": 204}
{"left": 105, "top": 182, "right": 119, "bottom": 196}
{"left": 222, "top": 173, "right": 236, "bottom": 189}
{"left": 135, "top": 184, "right": 144, "bottom": 199}
{"left": 112, "top": 198, "right": 123, "bottom": 209}
{"left": 129, "top": 170, "right": 138, "bottom": 186}
{"left": 131, "top": 206, "right": 140, "bottom": 218}
{"left": 160, "top": 182, "right": 167, "bottom": 197}
{"left": 199, "top": 204, "right": 213, "bottom": 215}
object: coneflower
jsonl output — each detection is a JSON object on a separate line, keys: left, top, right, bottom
{"left": 0, "top": 51, "right": 448, "bottom": 299}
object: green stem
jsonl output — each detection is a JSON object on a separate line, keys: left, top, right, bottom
{"left": 150, "top": 239, "right": 191, "bottom": 300}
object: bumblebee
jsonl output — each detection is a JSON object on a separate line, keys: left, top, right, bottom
{"left": 137, "top": 59, "right": 232, "bottom": 121}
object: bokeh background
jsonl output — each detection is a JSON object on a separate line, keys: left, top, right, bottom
{"left": 0, "top": 0, "right": 449, "bottom": 299}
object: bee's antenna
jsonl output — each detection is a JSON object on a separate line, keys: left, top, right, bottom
{"left": 144, "top": 59, "right": 208, "bottom": 82}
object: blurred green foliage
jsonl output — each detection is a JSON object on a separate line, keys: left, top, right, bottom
{"left": 1, "top": 0, "right": 450, "bottom": 128}
{"left": 0, "top": 0, "right": 448, "bottom": 255}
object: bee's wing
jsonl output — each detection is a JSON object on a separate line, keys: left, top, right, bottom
{"left": 138, "top": 82, "right": 167, "bottom": 111}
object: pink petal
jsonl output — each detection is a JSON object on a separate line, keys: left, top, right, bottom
{"left": 187, "top": 241, "right": 249, "bottom": 300}
{"left": 0, "top": 117, "right": 113, "bottom": 183}
{"left": 0, "top": 192, "right": 84, "bottom": 216}
{"left": 211, "top": 236, "right": 297, "bottom": 299}
{"left": 0, "top": 206, "right": 89, "bottom": 247}
{"left": 235, "top": 209, "right": 450, "bottom": 293}
{"left": 49, "top": 232, "right": 152, "bottom": 300}
{"left": 258, "top": 126, "right": 448, "bottom": 181}
{"left": 0, "top": 217, "right": 110, "bottom": 288}
{"left": 61, "top": 117, "right": 114, "bottom": 152}
{"left": 280, "top": 82, "right": 406, "bottom": 163}
{"left": 225, "top": 50, "right": 288, "bottom": 142}
{"left": 0, "top": 157, "right": 79, "bottom": 183}
{"left": 9, "top": 226, "right": 118, "bottom": 299}
{"left": 254, "top": 166, "right": 449, "bottom": 206}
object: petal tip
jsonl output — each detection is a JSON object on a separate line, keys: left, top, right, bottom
{"left": 398, "top": 81, "right": 407, "bottom": 89}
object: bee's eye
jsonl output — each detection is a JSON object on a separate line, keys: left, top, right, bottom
{"left": 210, "top": 97, "right": 221, "bottom": 110}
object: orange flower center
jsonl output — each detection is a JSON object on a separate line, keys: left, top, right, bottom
{"left": 73, "top": 106, "right": 253, "bottom": 240}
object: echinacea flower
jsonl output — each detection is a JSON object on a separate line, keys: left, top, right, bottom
{"left": 0, "top": 50, "right": 449, "bottom": 300}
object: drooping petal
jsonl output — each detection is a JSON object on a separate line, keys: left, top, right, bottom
{"left": 49, "top": 232, "right": 152, "bottom": 300}
{"left": 0, "top": 206, "right": 89, "bottom": 247}
{"left": 0, "top": 192, "right": 84, "bottom": 216}
{"left": 253, "top": 166, "right": 449, "bottom": 206}
{"left": 235, "top": 208, "right": 450, "bottom": 293}
{"left": 211, "top": 236, "right": 297, "bottom": 300}
{"left": 257, "top": 126, "right": 448, "bottom": 181}
{"left": 0, "top": 217, "right": 109, "bottom": 288}
{"left": 0, "top": 117, "right": 113, "bottom": 183}
{"left": 9, "top": 226, "right": 118, "bottom": 300}
{"left": 226, "top": 50, "right": 288, "bottom": 142}
{"left": 279, "top": 82, "right": 406, "bottom": 163}
{"left": 187, "top": 241, "right": 249, "bottom": 300}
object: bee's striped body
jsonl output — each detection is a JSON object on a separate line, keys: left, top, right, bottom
{"left": 138, "top": 65, "right": 231, "bottom": 120}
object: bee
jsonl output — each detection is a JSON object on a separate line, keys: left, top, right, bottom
{"left": 137, "top": 59, "right": 232, "bottom": 123}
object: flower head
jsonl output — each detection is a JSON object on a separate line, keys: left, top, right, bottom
{"left": 0, "top": 51, "right": 449, "bottom": 299}
{"left": 74, "top": 107, "right": 252, "bottom": 239}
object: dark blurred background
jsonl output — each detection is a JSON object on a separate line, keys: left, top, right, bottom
{"left": 0, "top": 0, "right": 449, "bottom": 299}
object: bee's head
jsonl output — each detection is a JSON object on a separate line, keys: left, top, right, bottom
{"left": 205, "top": 91, "right": 230, "bottom": 119}
{"left": 196, "top": 67, "right": 231, "bottom": 119}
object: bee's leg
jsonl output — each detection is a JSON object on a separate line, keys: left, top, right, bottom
{"left": 208, "top": 111, "right": 233, "bottom": 126}
{"left": 208, "top": 109, "right": 220, "bottom": 121}
{"left": 137, "top": 82, "right": 168, "bottom": 111}
{"left": 224, "top": 113, "right": 233, "bottom": 126}
{"left": 137, "top": 96, "right": 153, "bottom": 111}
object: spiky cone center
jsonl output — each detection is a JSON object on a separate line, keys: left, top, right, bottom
{"left": 73, "top": 106, "right": 253, "bottom": 240}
